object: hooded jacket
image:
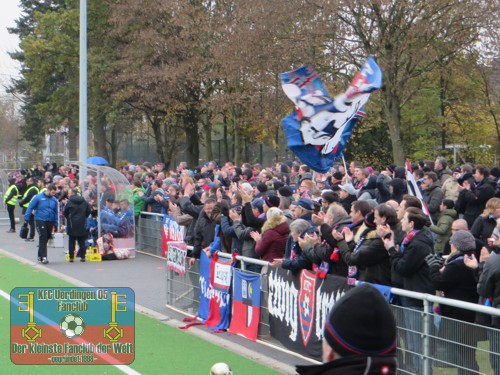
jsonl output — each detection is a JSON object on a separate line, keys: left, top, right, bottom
{"left": 429, "top": 209, "right": 457, "bottom": 254}
{"left": 63, "top": 195, "right": 91, "bottom": 237}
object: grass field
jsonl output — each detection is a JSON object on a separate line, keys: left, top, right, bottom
{"left": 0, "top": 254, "right": 282, "bottom": 375}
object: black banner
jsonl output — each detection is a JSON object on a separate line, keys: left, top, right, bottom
{"left": 267, "top": 268, "right": 352, "bottom": 360}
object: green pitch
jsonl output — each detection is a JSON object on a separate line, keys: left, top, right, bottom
{"left": 0, "top": 255, "right": 281, "bottom": 374}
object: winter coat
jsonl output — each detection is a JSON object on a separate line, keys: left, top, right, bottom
{"left": 63, "top": 195, "right": 91, "bottom": 237}
{"left": 231, "top": 220, "right": 259, "bottom": 259}
{"left": 437, "top": 167, "right": 453, "bottom": 185}
{"left": 456, "top": 179, "right": 496, "bottom": 228}
{"left": 429, "top": 209, "right": 457, "bottom": 254}
{"left": 133, "top": 187, "right": 145, "bottom": 217}
{"left": 471, "top": 214, "right": 497, "bottom": 249}
{"left": 337, "top": 228, "right": 392, "bottom": 286}
{"left": 192, "top": 210, "right": 217, "bottom": 258}
{"left": 178, "top": 196, "right": 203, "bottom": 246}
{"left": 339, "top": 194, "right": 357, "bottom": 214}
{"left": 429, "top": 251, "right": 478, "bottom": 322}
{"left": 296, "top": 355, "right": 397, "bottom": 375}
{"left": 24, "top": 191, "right": 58, "bottom": 223}
{"left": 389, "top": 228, "right": 436, "bottom": 307}
{"left": 254, "top": 219, "right": 289, "bottom": 262}
{"left": 423, "top": 183, "right": 444, "bottom": 223}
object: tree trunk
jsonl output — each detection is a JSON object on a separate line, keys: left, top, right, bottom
{"left": 223, "top": 116, "right": 229, "bottom": 162}
{"left": 109, "top": 126, "right": 119, "bottom": 167}
{"left": 92, "top": 115, "right": 109, "bottom": 161}
{"left": 204, "top": 119, "right": 213, "bottom": 161}
{"left": 383, "top": 89, "right": 405, "bottom": 165}
{"left": 149, "top": 116, "right": 166, "bottom": 164}
{"left": 185, "top": 122, "right": 199, "bottom": 168}
{"left": 439, "top": 71, "right": 447, "bottom": 151}
{"left": 233, "top": 121, "right": 242, "bottom": 165}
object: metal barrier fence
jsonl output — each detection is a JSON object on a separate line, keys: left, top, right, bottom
{"left": 165, "top": 243, "right": 500, "bottom": 375}
{"left": 136, "top": 212, "right": 164, "bottom": 257}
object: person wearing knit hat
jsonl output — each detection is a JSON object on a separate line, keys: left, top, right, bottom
{"left": 426, "top": 229, "right": 481, "bottom": 374}
{"left": 278, "top": 185, "right": 294, "bottom": 198}
{"left": 264, "top": 194, "right": 281, "bottom": 209}
{"left": 296, "top": 283, "right": 397, "bottom": 374}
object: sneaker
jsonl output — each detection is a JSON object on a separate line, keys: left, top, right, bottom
{"left": 41, "top": 257, "right": 49, "bottom": 264}
{"left": 80, "top": 258, "right": 86, "bottom": 262}
{"left": 69, "top": 258, "right": 74, "bottom": 263}
{"left": 25, "top": 238, "right": 34, "bottom": 242}
{"left": 37, "top": 257, "right": 41, "bottom": 262}
{"left": 7, "top": 229, "right": 15, "bottom": 233}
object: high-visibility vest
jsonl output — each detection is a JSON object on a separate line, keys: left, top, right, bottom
{"left": 22, "top": 185, "right": 39, "bottom": 208}
{"left": 4, "top": 185, "right": 19, "bottom": 205}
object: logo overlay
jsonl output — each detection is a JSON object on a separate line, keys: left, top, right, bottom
{"left": 10, "top": 287, "right": 135, "bottom": 365}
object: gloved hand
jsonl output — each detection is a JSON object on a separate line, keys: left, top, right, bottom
{"left": 425, "top": 253, "right": 444, "bottom": 268}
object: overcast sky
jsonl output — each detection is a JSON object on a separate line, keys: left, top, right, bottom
{"left": 0, "top": 0, "right": 21, "bottom": 94}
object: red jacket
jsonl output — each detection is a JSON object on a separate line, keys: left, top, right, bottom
{"left": 255, "top": 221, "right": 289, "bottom": 262}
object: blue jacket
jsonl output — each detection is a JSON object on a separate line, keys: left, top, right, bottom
{"left": 24, "top": 191, "right": 58, "bottom": 223}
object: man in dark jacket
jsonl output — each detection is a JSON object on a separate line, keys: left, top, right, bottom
{"left": 296, "top": 283, "right": 397, "bottom": 375}
{"left": 456, "top": 165, "right": 496, "bottom": 228}
{"left": 24, "top": 184, "right": 58, "bottom": 264}
{"left": 63, "top": 188, "right": 91, "bottom": 262}
{"left": 4, "top": 178, "right": 19, "bottom": 233}
{"left": 427, "top": 230, "right": 480, "bottom": 374}
{"left": 421, "top": 171, "right": 444, "bottom": 224}
{"left": 383, "top": 207, "right": 435, "bottom": 375}
{"left": 188, "top": 198, "right": 217, "bottom": 266}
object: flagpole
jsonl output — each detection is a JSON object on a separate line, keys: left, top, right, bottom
{"left": 79, "top": 0, "right": 88, "bottom": 164}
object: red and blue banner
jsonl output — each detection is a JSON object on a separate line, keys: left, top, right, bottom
{"left": 281, "top": 57, "right": 382, "bottom": 173}
{"left": 161, "top": 214, "right": 186, "bottom": 257}
{"left": 229, "top": 270, "right": 261, "bottom": 341}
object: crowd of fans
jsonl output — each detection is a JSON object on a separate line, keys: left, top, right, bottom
{"left": 4, "top": 157, "right": 500, "bottom": 372}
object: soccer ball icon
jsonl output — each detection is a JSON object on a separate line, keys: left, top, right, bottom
{"left": 60, "top": 313, "right": 86, "bottom": 338}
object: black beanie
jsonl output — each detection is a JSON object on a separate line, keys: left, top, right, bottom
{"left": 324, "top": 283, "right": 397, "bottom": 357}
{"left": 278, "top": 186, "right": 293, "bottom": 197}
{"left": 264, "top": 194, "right": 281, "bottom": 208}
{"left": 257, "top": 182, "right": 268, "bottom": 193}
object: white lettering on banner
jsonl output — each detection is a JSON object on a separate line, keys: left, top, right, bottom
{"left": 315, "top": 285, "right": 345, "bottom": 341}
{"left": 200, "top": 275, "right": 230, "bottom": 308}
{"left": 163, "top": 218, "right": 185, "bottom": 242}
{"left": 167, "top": 245, "right": 187, "bottom": 275}
{"left": 268, "top": 271, "right": 299, "bottom": 341}
{"left": 214, "top": 263, "right": 231, "bottom": 288}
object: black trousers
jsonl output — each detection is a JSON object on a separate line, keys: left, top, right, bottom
{"left": 22, "top": 207, "right": 35, "bottom": 239}
{"left": 68, "top": 235, "right": 86, "bottom": 259}
{"left": 35, "top": 220, "right": 53, "bottom": 258}
{"left": 7, "top": 204, "right": 16, "bottom": 230}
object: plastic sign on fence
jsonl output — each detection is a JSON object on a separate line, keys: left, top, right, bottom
{"left": 161, "top": 214, "right": 186, "bottom": 257}
{"left": 166, "top": 242, "right": 188, "bottom": 275}
{"left": 10, "top": 287, "right": 135, "bottom": 365}
{"left": 267, "top": 268, "right": 352, "bottom": 360}
{"left": 229, "top": 270, "right": 261, "bottom": 341}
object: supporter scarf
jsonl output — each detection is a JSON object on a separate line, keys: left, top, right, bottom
{"left": 400, "top": 229, "right": 420, "bottom": 253}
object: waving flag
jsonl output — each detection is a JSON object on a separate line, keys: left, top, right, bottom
{"left": 229, "top": 270, "right": 261, "bottom": 341}
{"left": 405, "top": 160, "right": 433, "bottom": 225}
{"left": 281, "top": 57, "right": 382, "bottom": 173}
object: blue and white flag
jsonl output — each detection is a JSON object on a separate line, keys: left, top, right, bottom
{"left": 281, "top": 57, "right": 382, "bottom": 173}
